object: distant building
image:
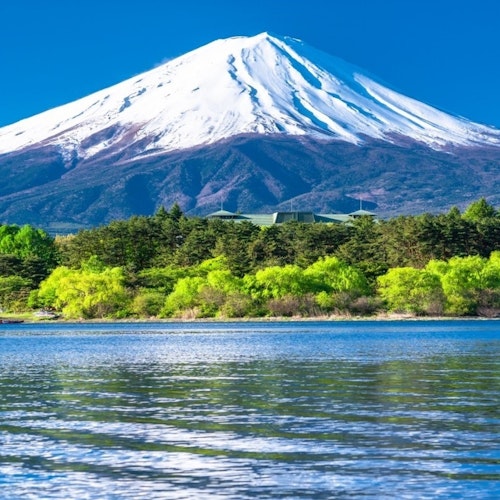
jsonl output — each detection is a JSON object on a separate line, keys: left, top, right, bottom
{"left": 206, "top": 209, "right": 376, "bottom": 226}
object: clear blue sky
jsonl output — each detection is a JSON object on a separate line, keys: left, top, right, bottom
{"left": 1, "top": 0, "right": 499, "bottom": 128}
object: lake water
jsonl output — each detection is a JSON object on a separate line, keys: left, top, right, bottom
{"left": 0, "top": 320, "right": 498, "bottom": 499}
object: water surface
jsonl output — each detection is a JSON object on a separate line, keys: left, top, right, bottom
{"left": 0, "top": 320, "right": 498, "bottom": 498}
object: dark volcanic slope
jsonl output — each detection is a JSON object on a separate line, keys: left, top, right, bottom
{"left": 0, "top": 135, "right": 499, "bottom": 228}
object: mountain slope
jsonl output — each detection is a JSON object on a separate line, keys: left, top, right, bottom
{"left": 0, "top": 33, "right": 499, "bottom": 229}
{"left": 0, "top": 134, "right": 498, "bottom": 228}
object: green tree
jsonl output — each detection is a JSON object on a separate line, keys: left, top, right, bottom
{"left": 0, "top": 276, "right": 32, "bottom": 312}
{"left": 161, "top": 276, "right": 205, "bottom": 317}
{"left": 197, "top": 266, "right": 248, "bottom": 317}
{"left": 206, "top": 269, "right": 243, "bottom": 293}
{"left": 249, "top": 265, "right": 312, "bottom": 300}
{"left": 151, "top": 216, "right": 184, "bottom": 267}
{"left": 168, "top": 202, "right": 184, "bottom": 221}
{"left": 288, "top": 223, "right": 352, "bottom": 267}
{"left": 249, "top": 225, "right": 296, "bottom": 268}
{"left": 0, "top": 224, "right": 58, "bottom": 270}
{"left": 474, "top": 217, "right": 500, "bottom": 257}
{"left": 160, "top": 265, "right": 247, "bottom": 318}
{"left": 192, "top": 255, "right": 230, "bottom": 276}
{"left": 304, "top": 256, "right": 369, "bottom": 296}
{"left": 377, "top": 267, "right": 445, "bottom": 315}
{"left": 481, "top": 251, "right": 500, "bottom": 288}
{"left": 462, "top": 198, "right": 497, "bottom": 222}
{"left": 131, "top": 290, "right": 166, "bottom": 317}
{"left": 174, "top": 218, "right": 216, "bottom": 267}
{"left": 476, "top": 251, "right": 500, "bottom": 316}
{"left": 335, "top": 216, "right": 387, "bottom": 285}
{"left": 135, "top": 266, "right": 188, "bottom": 294}
{"left": 0, "top": 254, "right": 23, "bottom": 277}
{"left": 36, "top": 261, "right": 130, "bottom": 319}
{"left": 381, "top": 215, "right": 437, "bottom": 268}
{"left": 425, "top": 256, "right": 490, "bottom": 315}
{"left": 212, "top": 221, "right": 260, "bottom": 277}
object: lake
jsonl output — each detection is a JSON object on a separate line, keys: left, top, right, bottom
{"left": 0, "top": 320, "right": 498, "bottom": 499}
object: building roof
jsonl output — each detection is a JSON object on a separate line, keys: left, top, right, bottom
{"left": 349, "top": 209, "right": 377, "bottom": 217}
{"left": 205, "top": 210, "right": 370, "bottom": 226}
{"left": 206, "top": 209, "right": 239, "bottom": 219}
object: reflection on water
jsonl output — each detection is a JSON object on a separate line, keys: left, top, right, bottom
{"left": 0, "top": 321, "right": 499, "bottom": 498}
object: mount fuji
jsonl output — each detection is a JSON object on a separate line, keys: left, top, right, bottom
{"left": 0, "top": 32, "right": 499, "bottom": 229}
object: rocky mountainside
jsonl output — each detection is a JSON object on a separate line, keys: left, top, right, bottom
{"left": 0, "top": 32, "right": 498, "bottom": 229}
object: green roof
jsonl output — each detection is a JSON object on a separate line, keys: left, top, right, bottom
{"left": 206, "top": 209, "right": 239, "bottom": 219}
{"left": 239, "top": 214, "right": 275, "bottom": 226}
{"left": 205, "top": 210, "right": 364, "bottom": 226}
{"left": 349, "top": 209, "right": 377, "bottom": 217}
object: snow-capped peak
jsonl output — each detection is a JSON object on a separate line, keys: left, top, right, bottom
{"left": 1, "top": 32, "right": 499, "bottom": 159}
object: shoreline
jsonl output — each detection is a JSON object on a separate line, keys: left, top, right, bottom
{"left": 3, "top": 313, "right": 498, "bottom": 325}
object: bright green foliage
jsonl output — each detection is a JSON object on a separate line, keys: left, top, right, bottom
{"left": 315, "top": 290, "right": 336, "bottom": 311}
{"left": 160, "top": 257, "right": 372, "bottom": 318}
{"left": 192, "top": 256, "right": 230, "bottom": 276}
{"left": 378, "top": 253, "right": 500, "bottom": 316}
{"left": 160, "top": 266, "right": 246, "bottom": 318}
{"left": 0, "top": 225, "right": 58, "bottom": 289}
{"left": 481, "top": 251, "right": 500, "bottom": 289}
{"left": 462, "top": 198, "right": 497, "bottom": 222}
{"left": 0, "top": 225, "right": 57, "bottom": 261}
{"left": 307, "top": 256, "right": 371, "bottom": 314}
{"left": 304, "top": 256, "right": 369, "bottom": 296}
{"left": 206, "top": 269, "right": 243, "bottom": 293}
{"left": 475, "top": 252, "right": 500, "bottom": 316}
{"left": 424, "top": 259, "right": 450, "bottom": 276}
{"left": 429, "top": 255, "right": 490, "bottom": 315}
{"left": 131, "top": 290, "right": 166, "bottom": 317}
{"left": 161, "top": 276, "right": 205, "bottom": 317}
{"left": 377, "top": 267, "right": 445, "bottom": 315}
{"left": 36, "top": 262, "right": 129, "bottom": 318}
{"left": 5, "top": 197, "right": 496, "bottom": 319}
{"left": 249, "top": 265, "right": 312, "bottom": 299}
{"left": 199, "top": 270, "right": 246, "bottom": 317}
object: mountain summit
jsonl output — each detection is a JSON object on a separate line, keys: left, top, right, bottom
{"left": 1, "top": 32, "right": 499, "bottom": 160}
{"left": 0, "top": 33, "right": 499, "bottom": 228}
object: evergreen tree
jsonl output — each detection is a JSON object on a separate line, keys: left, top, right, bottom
{"left": 462, "top": 198, "right": 497, "bottom": 222}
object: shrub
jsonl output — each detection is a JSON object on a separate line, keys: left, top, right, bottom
{"left": 131, "top": 290, "right": 166, "bottom": 317}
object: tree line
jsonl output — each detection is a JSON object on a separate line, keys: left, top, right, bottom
{"left": 0, "top": 198, "right": 498, "bottom": 319}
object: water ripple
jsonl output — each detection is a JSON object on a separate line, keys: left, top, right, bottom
{"left": 0, "top": 320, "right": 498, "bottom": 498}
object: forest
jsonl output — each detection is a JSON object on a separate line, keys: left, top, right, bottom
{"left": 0, "top": 198, "right": 498, "bottom": 320}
